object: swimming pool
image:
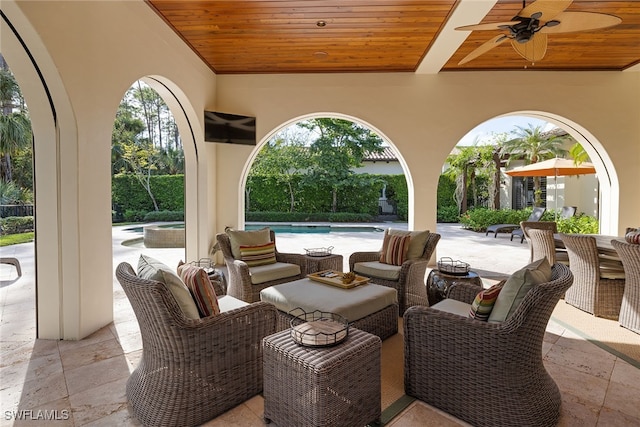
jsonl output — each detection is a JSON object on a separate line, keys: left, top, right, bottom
{"left": 245, "top": 224, "right": 384, "bottom": 234}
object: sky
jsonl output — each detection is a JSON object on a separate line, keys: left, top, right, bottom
{"left": 458, "top": 116, "right": 557, "bottom": 146}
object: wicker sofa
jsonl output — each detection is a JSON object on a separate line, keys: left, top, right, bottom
{"left": 116, "top": 262, "right": 278, "bottom": 427}
{"left": 404, "top": 263, "right": 573, "bottom": 427}
{"left": 349, "top": 230, "right": 440, "bottom": 315}
{"left": 216, "top": 228, "right": 306, "bottom": 303}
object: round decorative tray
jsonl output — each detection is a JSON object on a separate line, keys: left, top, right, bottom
{"left": 289, "top": 308, "right": 349, "bottom": 347}
{"left": 304, "top": 246, "right": 334, "bottom": 257}
{"left": 437, "top": 257, "right": 470, "bottom": 276}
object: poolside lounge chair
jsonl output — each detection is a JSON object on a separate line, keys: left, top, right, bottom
{"left": 511, "top": 206, "right": 576, "bottom": 243}
{"left": 485, "top": 207, "right": 545, "bottom": 239}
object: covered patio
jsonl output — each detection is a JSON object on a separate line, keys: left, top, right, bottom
{"left": 2, "top": 223, "right": 639, "bottom": 425}
{"left": 1, "top": 0, "right": 639, "bottom": 425}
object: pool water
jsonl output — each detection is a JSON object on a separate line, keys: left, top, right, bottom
{"left": 124, "top": 223, "right": 384, "bottom": 234}
{"left": 245, "top": 224, "right": 384, "bottom": 234}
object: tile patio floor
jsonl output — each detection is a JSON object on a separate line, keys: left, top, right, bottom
{"left": 1, "top": 223, "right": 639, "bottom": 426}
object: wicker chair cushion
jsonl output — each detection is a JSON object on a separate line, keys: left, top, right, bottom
{"left": 227, "top": 227, "right": 271, "bottom": 259}
{"left": 469, "top": 283, "right": 504, "bottom": 321}
{"left": 217, "top": 295, "right": 249, "bottom": 312}
{"left": 387, "top": 229, "right": 430, "bottom": 260}
{"left": 430, "top": 298, "right": 471, "bottom": 317}
{"left": 249, "top": 262, "right": 301, "bottom": 285}
{"left": 239, "top": 241, "right": 277, "bottom": 266}
{"left": 489, "top": 257, "right": 552, "bottom": 323}
{"left": 177, "top": 262, "right": 220, "bottom": 317}
{"left": 353, "top": 261, "right": 401, "bottom": 281}
{"left": 380, "top": 233, "right": 410, "bottom": 265}
{"left": 137, "top": 254, "right": 200, "bottom": 319}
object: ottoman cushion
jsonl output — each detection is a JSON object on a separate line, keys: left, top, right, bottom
{"left": 260, "top": 279, "right": 397, "bottom": 322}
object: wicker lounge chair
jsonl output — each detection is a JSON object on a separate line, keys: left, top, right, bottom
{"left": 116, "top": 262, "right": 278, "bottom": 427}
{"left": 561, "top": 234, "right": 625, "bottom": 319}
{"left": 349, "top": 231, "right": 440, "bottom": 315}
{"left": 216, "top": 229, "right": 306, "bottom": 303}
{"left": 404, "top": 263, "right": 573, "bottom": 427}
{"left": 611, "top": 239, "right": 640, "bottom": 334}
{"left": 512, "top": 206, "right": 576, "bottom": 243}
{"left": 485, "top": 206, "right": 545, "bottom": 239}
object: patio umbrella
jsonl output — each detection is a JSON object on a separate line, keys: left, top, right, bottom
{"left": 506, "top": 158, "right": 596, "bottom": 220}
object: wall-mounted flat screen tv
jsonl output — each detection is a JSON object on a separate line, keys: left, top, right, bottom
{"left": 204, "top": 111, "right": 257, "bottom": 145}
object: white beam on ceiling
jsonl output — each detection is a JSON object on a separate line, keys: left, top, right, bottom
{"left": 415, "top": 0, "right": 498, "bottom": 74}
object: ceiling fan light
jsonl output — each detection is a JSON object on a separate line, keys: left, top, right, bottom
{"left": 516, "top": 31, "right": 533, "bottom": 43}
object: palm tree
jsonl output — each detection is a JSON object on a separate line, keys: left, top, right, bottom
{"left": 501, "top": 124, "right": 567, "bottom": 207}
{"left": 0, "top": 55, "right": 32, "bottom": 184}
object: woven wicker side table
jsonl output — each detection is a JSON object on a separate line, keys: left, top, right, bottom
{"left": 263, "top": 327, "right": 381, "bottom": 427}
{"left": 303, "top": 253, "right": 344, "bottom": 275}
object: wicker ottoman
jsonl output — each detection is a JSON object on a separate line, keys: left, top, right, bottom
{"left": 260, "top": 277, "right": 398, "bottom": 340}
{"left": 263, "top": 328, "right": 381, "bottom": 427}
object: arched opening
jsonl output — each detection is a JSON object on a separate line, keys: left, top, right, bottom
{"left": 2, "top": 6, "right": 210, "bottom": 339}
{"left": 237, "top": 113, "right": 417, "bottom": 229}
{"left": 442, "top": 111, "right": 617, "bottom": 233}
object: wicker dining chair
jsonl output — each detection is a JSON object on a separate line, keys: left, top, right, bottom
{"left": 216, "top": 229, "right": 306, "bottom": 303}
{"left": 349, "top": 232, "right": 440, "bottom": 315}
{"left": 520, "top": 222, "right": 563, "bottom": 263}
{"left": 561, "top": 234, "right": 625, "bottom": 319}
{"left": 404, "top": 263, "right": 573, "bottom": 427}
{"left": 611, "top": 240, "right": 640, "bottom": 334}
{"left": 116, "top": 262, "right": 278, "bottom": 427}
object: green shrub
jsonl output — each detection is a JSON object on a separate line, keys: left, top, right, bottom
{"left": 124, "top": 209, "right": 147, "bottom": 222}
{"left": 557, "top": 214, "right": 599, "bottom": 234}
{"left": 144, "top": 210, "right": 184, "bottom": 222}
{"left": 460, "top": 207, "right": 599, "bottom": 233}
{"left": 437, "top": 206, "right": 460, "bottom": 223}
{"left": 0, "top": 216, "right": 34, "bottom": 234}
{"left": 460, "top": 207, "right": 537, "bottom": 232}
{"left": 245, "top": 211, "right": 375, "bottom": 223}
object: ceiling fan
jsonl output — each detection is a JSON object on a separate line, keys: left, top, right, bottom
{"left": 455, "top": 0, "right": 622, "bottom": 65}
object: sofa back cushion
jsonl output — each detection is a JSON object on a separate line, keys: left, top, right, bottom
{"left": 137, "top": 254, "right": 200, "bottom": 319}
{"left": 227, "top": 227, "right": 271, "bottom": 259}
{"left": 488, "top": 257, "right": 552, "bottom": 323}
{"left": 380, "top": 233, "right": 411, "bottom": 265}
{"left": 387, "top": 228, "right": 430, "bottom": 260}
{"left": 240, "top": 241, "right": 277, "bottom": 266}
{"left": 177, "top": 261, "right": 221, "bottom": 317}
{"left": 469, "top": 282, "right": 504, "bottom": 321}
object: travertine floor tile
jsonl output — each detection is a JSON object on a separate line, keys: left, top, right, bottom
{"left": 64, "top": 355, "right": 130, "bottom": 396}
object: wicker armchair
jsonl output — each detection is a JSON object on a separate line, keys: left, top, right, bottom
{"left": 216, "top": 230, "right": 305, "bottom": 303}
{"left": 561, "top": 234, "right": 625, "bottom": 319}
{"left": 404, "top": 263, "right": 573, "bottom": 427}
{"left": 611, "top": 240, "right": 640, "bottom": 334}
{"left": 116, "top": 262, "right": 278, "bottom": 427}
{"left": 349, "top": 232, "right": 440, "bottom": 315}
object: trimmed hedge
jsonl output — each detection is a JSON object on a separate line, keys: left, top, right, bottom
{"left": 1, "top": 216, "right": 34, "bottom": 234}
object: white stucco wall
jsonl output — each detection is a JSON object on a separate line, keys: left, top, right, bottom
{"left": 2, "top": 0, "right": 639, "bottom": 339}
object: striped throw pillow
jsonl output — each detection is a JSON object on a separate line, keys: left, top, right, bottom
{"left": 469, "top": 283, "right": 504, "bottom": 321}
{"left": 177, "top": 261, "right": 220, "bottom": 318}
{"left": 379, "top": 234, "right": 411, "bottom": 266}
{"left": 239, "top": 241, "right": 277, "bottom": 267}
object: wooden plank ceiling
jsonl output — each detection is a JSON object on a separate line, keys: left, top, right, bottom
{"left": 146, "top": 0, "right": 640, "bottom": 74}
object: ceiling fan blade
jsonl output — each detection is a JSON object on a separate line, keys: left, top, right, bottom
{"left": 539, "top": 11, "right": 622, "bottom": 34}
{"left": 455, "top": 21, "right": 520, "bottom": 32}
{"left": 458, "top": 35, "right": 509, "bottom": 65}
{"left": 519, "top": 0, "right": 573, "bottom": 21}
{"left": 511, "top": 33, "right": 548, "bottom": 63}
